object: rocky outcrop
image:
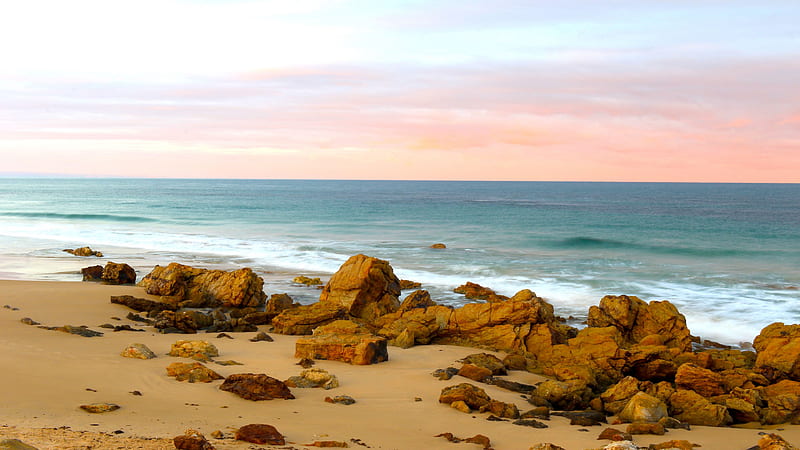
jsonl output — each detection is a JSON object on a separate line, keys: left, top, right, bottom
{"left": 318, "top": 254, "right": 400, "bottom": 322}
{"left": 295, "top": 320, "right": 388, "bottom": 365}
{"left": 760, "top": 380, "right": 800, "bottom": 424}
{"left": 138, "top": 263, "right": 266, "bottom": 308}
{"left": 220, "top": 374, "right": 294, "bottom": 401}
{"left": 754, "top": 323, "right": 800, "bottom": 382}
{"left": 587, "top": 295, "right": 692, "bottom": 351}
{"left": 675, "top": 363, "right": 726, "bottom": 397}
{"left": 668, "top": 389, "right": 731, "bottom": 426}
{"left": 64, "top": 246, "right": 103, "bottom": 257}
{"left": 271, "top": 302, "right": 347, "bottom": 335}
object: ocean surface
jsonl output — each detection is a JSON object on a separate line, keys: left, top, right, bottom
{"left": 0, "top": 178, "right": 798, "bottom": 345}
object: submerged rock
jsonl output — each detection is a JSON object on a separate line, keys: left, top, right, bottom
{"left": 64, "top": 246, "right": 103, "bottom": 257}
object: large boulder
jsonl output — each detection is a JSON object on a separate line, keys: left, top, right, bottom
{"left": 138, "top": 263, "right": 266, "bottom": 308}
{"left": 587, "top": 295, "right": 692, "bottom": 351}
{"left": 760, "top": 380, "right": 800, "bottom": 425}
{"left": 294, "top": 320, "right": 388, "bottom": 365}
{"left": 318, "top": 254, "right": 401, "bottom": 322}
{"left": 668, "top": 389, "right": 731, "bottom": 426}
{"left": 754, "top": 323, "right": 800, "bottom": 382}
{"left": 675, "top": 363, "right": 726, "bottom": 397}
{"left": 271, "top": 302, "right": 348, "bottom": 335}
{"left": 101, "top": 262, "right": 137, "bottom": 285}
{"left": 617, "top": 392, "right": 669, "bottom": 423}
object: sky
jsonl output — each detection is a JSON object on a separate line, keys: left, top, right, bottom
{"left": 0, "top": 0, "right": 798, "bottom": 182}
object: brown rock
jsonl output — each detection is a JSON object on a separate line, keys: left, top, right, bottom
{"left": 168, "top": 340, "right": 219, "bottom": 358}
{"left": 439, "top": 383, "right": 491, "bottom": 410}
{"left": 64, "top": 246, "right": 102, "bottom": 257}
{"left": 599, "top": 376, "right": 642, "bottom": 415}
{"left": 454, "top": 281, "right": 507, "bottom": 301}
{"left": 174, "top": 429, "right": 215, "bottom": 450}
{"left": 760, "top": 379, "right": 800, "bottom": 425}
{"left": 120, "top": 343, "right": 156, "bottom": 359}
{"left": 464, "top": 434, "right": 492, "bottom": 449}
{"left": 80, "top": 403, "right": 120, "bottom": 413}
{"left": 102, "top": 262, "right": 136, "bottom": 285}
{"left": 166, "top": 362, "right": 223, "bottom": 383}
{"left": 220, "top": 374, "right": 294, "bottom": 401}
{"left": 758, "top": 433, "right": 799, "bottom": 450}
{"left": 430, "top": 243, "right": 447, "bottom": 249}
{"left": 399, "top": 279, "right": 422, "bottom": 290}
{"left": 265, "top": 293, "right": 295, "bottom": 314}
{"left": 617, "top": 391, "right": 668, "bottom": 423}
{"left": 271, "top": 302, "right": 348, "bottom": 335}
{"left": 528, "top": 444, "right": 565, "bottom": 450}
{"left": 597, "top": 427, "right": 632, "bottom": 441}
{"left": 295, "top": 320, "right": 388, "bottom": 365}
{"left": 587, "top": 295, "right": 692, "bottom": 351}
{"left": 482, "top": 400, "right": 520, "bottom": 419}
{"left": 304, "top": 441, "right": 349, "bottom": 448}
{"left": 461, "top": 353, "right": 507, "bottom": 375}
{"left": 626, "top": 422, "right": 665, "bottom": 435}
{"left": 458, "top": 364, "right": 493, "bottom": 382}
{"left": 318, "top": 254, "right": 401, "bottom": 322}
{"left": 675, "top": 363, "right": 726, "bottom": 397}
{"left": 754, "top": 323, "right": 800, "bottom": 382}
{"left": 284, "top": 368, "right": 339, "bottom": 390}
{"left": 398, "top": 290, "right": 435, "bottom": 312}
{"left": 532, "top": 379, "right": 593, "bottom": 411}
{"left": 138, "top": 262, "right": 266, "bottom": 308}
{"left": 293, "top": 275, "right": 322, "bottom": 286}
{"left": 235, "top": 424, "right": 285, "bottom": 445}
{"left": 649, "top": 440, "right": 699, "bottom": 450}
{"left": 81, "top": 265, "right": 104, "bottom": 281}
{"left": 110, "top": 295, "right": 177, "bottom": 313}
{"left": 669, "top": 389, "right": 731, "bottom": 426}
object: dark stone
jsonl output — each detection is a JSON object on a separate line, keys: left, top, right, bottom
{"left": 551, "top": 410, "right": 607, "bottom": 424}
{"left": 512, "top": 419, "right": 549, "bottom": 428}
{"left": 110, "top": 295, "right": 176, "bottom": 313}
{"left": 174, "top": 431, "right": 216, "bottom": 450}
{"left": 102, "top": 262, "right": 137, "bottom": 285}
{"left": 297, "top": 358, "right": 315, "bottom": 368}
{"left": 324, "top": 395, "right": 356, "bottom": 405}
{"left": 433, "top": 367, "right": 459, "bottom": 380}
{"left": 125, "top": 312, "right": 152, "bottom": 324}
{"left": 219, "top": 373, "right": 295, "bottom": 401}
{"left": 81, "top": 265, "right": 104, "bottom": 281}
{"left": 235, "top": 424, "right": 285, "bottom": 445}
{"left": 20, "top": 318, "right": 40, "bottom": 326}
{"left": 249, "top": 331, "right": 274, "bottom": 342}
{"left": 488, "top": 378, "right": 536, "bottom": 394}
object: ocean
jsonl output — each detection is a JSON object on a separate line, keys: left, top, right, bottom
{"left": 0, "top": 178, "right": 797, "bottom": 345}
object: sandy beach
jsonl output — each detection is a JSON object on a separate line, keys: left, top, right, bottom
{"left": 0, "top": 280, "right": 796, "bottom": 449}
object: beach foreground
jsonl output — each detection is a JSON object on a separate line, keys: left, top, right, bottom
{"left": 0, "top": 280, "right": 798, "bottom": 450}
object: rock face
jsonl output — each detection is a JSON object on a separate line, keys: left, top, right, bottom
{"left": 166, "top": 362, "right": 223, "bottom": 383}
{"left": 220, "top": 374, "right": 295, "bottom": 401}
{"left": 754, "top": 323, "right": 800, "bottom": 382}
{"left": 235, "top": 424, "right": 285, "bottom": 445}
{"left": 675, "top": 363, "right": 726, "bottom": 397}
{"left": 587, "top": 295, "right": 692, "bottom": 351}
{"left": 138, "top": 263, "right": 266, "bottom": 308}
{"left": 295, "top": 320, "right": 388, "bottom": 365}
{"left": 669, "top": 389, "right": 731, "bottom": 426}
{"left": 64, "top": 246, "right": 103, "bottom": 257}
{"left": 318, "top": 254, "right": 401, "bottom": 323}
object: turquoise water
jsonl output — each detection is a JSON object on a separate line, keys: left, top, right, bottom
{"left": 0, "top": 178, "right": 798, "bottom": 344}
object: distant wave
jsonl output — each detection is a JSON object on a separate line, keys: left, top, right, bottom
{"left": 0, "top": 211, "right": 158, "bottom": 223}
{"left": 551, "top": 236, "right": 749, "bottom": 258}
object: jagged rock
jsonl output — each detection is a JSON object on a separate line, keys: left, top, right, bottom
{"left": 139, "top": 262, "right": 266, "bottom": 308}
{"left": 675, "top": 363, "right": 726, "bottom": 397}
{"left": 760, "top": 379, "right": 800, "bottom": 425}
{"left": 166, "top": 362, "right": 223, "bottom": 383}
{"left": 587, "top": 295, "right": 692, "bottom": 351}
{"left": 80, "top": 403, "right": 120, "bottom": 413}
{"left": 220, "top": 374, "right": 295, "bottom": 400}
{"left": 154, "top": 310, "right": 215, "bottom": 334}
{"left": 285, "top": 368, "right": 339, "bottom": 389}
{"left": 488, "top": 378, "right": 536, "bottom": 394}
{"left": 173, "top": 429, "right": 215, "bottom": 450}
{"left": 101, "top": 261, "right": 137, "bottom": 285}
{"left": 754, "top": 323, "right": 800, "bottom": 382}
{"left": 295, "top": 320, "right": 388, "bottom": 365}
{"left": 758, "top": 433, "right": 799, "bottom": 450}
{"left": 461, "top": 353, "right": 507, "bottom": 375}
{"left": 265, "top": 293, "right": 295, "bottom": 314}
{"left": 271, "top": 302, "right": 348, "bottom": 335}
{"left": 439, "top": 383, "right": 491, "bottom": 410}
{"left": 542, "top": 326, "right": 629, "bottom": 389}
{"left": 392, "top": 328, "right": 416, "bottom": 348}
{"left": 599, "top": 376, "right": 642, "bottom": 415}
{"left": 235, "top": 424, "right": 285, "bottom": 445}
{"left": 293, "top": 275, "right": 322, "bottom": 286}
{"left": 168, "top": 340, "right": 219, "bottom": 358}
{"left": 398, "top": 289, "right": 435, "bottom": 312}
{"left": 669, "top": 389, "right": 731, "bottom": 426}
{"left": 454, "top": 281, "right": 508, "bottom": 302}
{"left": 399, "top": 279, "right": 422, "bottom": 290}
{"left": 110, "top": 295, "right": 177, "bottom": 313}
{"left": 617, "top": 391, "right": 668, "bottom": 423}
{"left": 81, "top": 265, "right": 104, "bottom": 281}
{"left": 64, "top": 246, "right": 102, "bottom": 257}
{"left": 318, "top": 254, "right": 401, "bottom": 322}
{"left": 458, "top": 364, "right": 493, "bottom": 382}
{"left": 324, "top": 395, "right": 356, "bottom": 405}
{"left": 121, "top": 343, "right": 157, "bottom": 359}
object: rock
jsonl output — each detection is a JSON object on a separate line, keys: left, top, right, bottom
{"left": 166, "top": 362, "right": 224, "bottom": 383}
{"left": 597, "top": 427, "right": 632, "bottom": 441}
{"left": 626, "top": 422, "right": 665, "bottom": 435}
{"left": 602, "top": 442, "right": 639, "bottom": 450}
{"left": 512, "top": 419, "right": 548, "bottom": 428}
{"left": 439, "top": 383, "right": 491, "bottom": 410}
{"left": 215, "top": 360, "right": 243, "bottom": 366}
{"left": 648, "top": 440, "right": 699, "bottom": 450}
{"left": 760, "top": 379, "right": 800, "bottom": 424}
{"left": 461, "top": 353, "right": 507, "bottom": 375}
{"left": 265, "top": 293, "right": 295, "bottom": 314}
{"left": 219, "top": 373, "right": 295, "bottom": 400}
{"left": 488, "top": 378, "right": 536, "bottom": 394}
{"left": 64, "top": 246, "right": 102, "bottom": 257}
{"left": 587, "top": 295, "right": 692, "bottom": 351}
{"left": 551, "top": 410, "right": 607, "bottom": 424}
{"left": 433, "top": 367, "right": 459, "bottom": 380}
{"left": 521, "top": 406, "right": 550, "bottom": 420}
{"left": 80, "top": 403, "right": 120, "bottom": 413}
{"left": 139, "top": 263, "right": 266, "bottom": 308}
{"left": 392, "top": 328, "right": 416, "bottom": 348}
{"left": 0, "top": 439, "right": 39, "bottom": 450}
{"left": 120, "top": 343, "right": 157, "bottom": 359}
{"left": 599, "top": 376, "right": 642, "bottom": 415}
{"left": 532, "top": 379, "right": 594, "bottom": 411}
{"left": 285, "top": 368, "right": 339, "bottom": 390}
{"left": 482, "top": 400, "right": 520, "bottom": 419}
{"left": 451, "top": 400, "right": 471, "bottom": 413}
{"left": 173, "top": 429, "right": 215, "bottom": 450}
{"left": 271, "top": 302, "right": 348, "bottom": 335}
{"left": 293, "top": 275, "right": 322, "bottom": 286}
{"left": 242, "top": 312, "right": 272, "bottom": 326}
{"left": 675, "top": 363, "right": 726, "bottom": 397}
{"left": 297, "top": 358, "right": 315, "bottom": 368}
{"left": 81, "top": 265, "right": 104, "bottom": 281}
{"left": 399, "top": 279, "right": 422, "bottom": 290}
{"left": 430, "top": 243, "right": 446, "bottom": 249}
{"left": 304, "top": 441, "right": 349, "bottom": 448}
{"left": 754, "top": 323, "right": 800, "bottom": 382}
{"left": 295, "top": 320, "right": 388, "bottom": 365}
{"left": 758, "top": 433, "right": 799, "bottom": 450}
{"left": 318, "top": 254, "right": 401, "bottom": 322}
{"left": 102, "top": 262, "right": 137, "bottom": 285}
{"left": 529, "top": 445, "right": 565, "bottom": 450}
{"left": 458, "top": 364, "right": 493, "bottom": 382}
{"left": 398, "top": 289, "right": 436, "bottom": 312}
{"left": 110, "top": 295, "right": 177, "bottom": 313}
{"left": 324, "top": 395, "right": 356, "bottom": 405}
{"left": 168, "top": 340, "right": 219, "bottom": 358}
{"left": 454, "top": 281, "right": 507, "bottom": 302}
{"left": 235, "top": 424, "right": 285, "bottom": 445}
{"left": 669, "top": 389, "right": 731, "bottom": 426}
{"left": 20, "top": 318, "right": 39, "bottom": 326}
{"left": 617, "top": 391, "right": 669, "bottom": 423}
{"left": 249, "top": 331, "right": 273, "bottom": 342}
{"left": 46, "top": 325, "right": 103, "bottom": 337}
{"left": 464, "top": 435, "right": 492, "bottom": 449}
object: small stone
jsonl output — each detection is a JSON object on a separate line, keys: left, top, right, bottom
{"left": 216, "top": 333, "right": 233, "bottom": 339}
{"left": 166, "top": 362, "right": 224, "bottom": 383}
{"left": 121, "top": 343, "right": 157, "bottom": 360}
{"left": 80, "top": 403, "right": 120, "bottom": 413}
{"left": 433, "top": 367, "right": 459, "bottom": 380}
{"left": 210, "top": 430, "right": 224, "bottom": 439}
{"left": 215, "top": 360, "right": 244, "bottom": 366}
{"left": 325, "top": 395, "right": 356, "bottom": 405}
{"left": 235, "top": 424, "right": 285, "bottom": 445}
{"left": 464, "top": 434, "right": 491, "bottom": 449}
{"left": 512, "top": 419, "right": 548, "bottom": 428}
{"left": 430, "top": 243, "right": 447, "bottom": 249}
{"left": 297, "top": 358, "right": 315, "bottom": 368}
{"left": 168, "top": 340, "right": 219, "bottom": 358}
{"left": 173, "top": 429, "right": 215, "bottom": 450}
{"left": 130, "top": 391, "right": 143, "bottom": 396}
{"left": 19, "top": 318, "right": 39, "bottom": 326}
{"left": 249, "top": 331, "right": 274, "bottom": 342}
{"left": 598, "top": 427, "right": 632, "bottom": 441}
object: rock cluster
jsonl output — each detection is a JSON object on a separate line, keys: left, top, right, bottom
{"left": 138, "top": 263, "right": 266, "bottom": 308}
{"left": 82, "top": 262, "right": 137, "bottom": 284}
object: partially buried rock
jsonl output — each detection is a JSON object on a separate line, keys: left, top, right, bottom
{"left": 648, "top": 440, "right": 700, "bottom": 450}
{"left": 304, "top": 441, "right": 349, "bottom": 448}
{"left": 46, "top": 325, "right": 103, "bottom": 337}
{"left": 64, "top": 246, "right": 103, "bottom": 257}
{"left": 166, "top": 362, "right": 224, "bottom": 383}
{"left": 219, "top": 373, "right": 295, "bottom": 400}
{"left": 168, "top": 340, "right": 219, "bottom": 358}
{"left": 20, "top": 318, "right": 39, "bottom": 326}
{"left": 430, "top": 243, "right": 447, "bottom": 249}
{"left": 121, "top": 343, "right": 157, "bottom": 359}
{"left": 325, "top": 395, "right": 356, "bottom": 405}
{"left": 285, "top": 368, "right": 339, "bottom": 390}
{"left": 249, "top": 331, "right": 273, "bottom": 342}
{"left": 110, "top": 295, "right": 176, "bottom": 313}
{"left": 173, "top": 429, "right": 215, "bottom": 450}
{"left": 439, "top": 383, "right": 491, "bottom": 410}
{"left": 529, "top": 445, "right": 566, "bottom": 450}
{"left": 626, "top": 422, "right": 665, "bottom": 435}
{"left": 80, "top": 403, "right": 120, "bottom": 413}
{"left": 512, "top": 419, "right": 548, "bottom": 428}
{"left": 235, "top": 424, "right": 285, "bottom": 445}
{"left": 460, "top": 353, "right": 507, "bottom": 375}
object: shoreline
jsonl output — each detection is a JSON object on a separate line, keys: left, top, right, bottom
{"left": 0, "top": 279, "right": 798, "bottom": 449}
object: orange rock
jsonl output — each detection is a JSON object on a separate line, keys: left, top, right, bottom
{"left": 319, "top": 254, "right": 401, "bottom": 322}
{"left": 587, "top": 295, "right": 692, "bottom": 351}
{"left": 669, "top": 389, "right": 731, "bottom": 426}
{"left": 294, "top": 320, "right": 388, "bottom": 365}
{"left": 139, "top": 263, "right": 266, "bottom": 308}
{"left": 754, "top": 323, "right": 800, "bottom": 382}
{"left": 271, "top": 302, "right": 348, "bottom": 335}
{"left": 675, "top": 363, "right": 727, "bottom": 397}
{"left": 458, "top": 364, "right": 493, "bottom": 382}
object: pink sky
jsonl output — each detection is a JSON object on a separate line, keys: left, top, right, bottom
{"left": 1, "top": 1, "right": 798, "bottom": 182}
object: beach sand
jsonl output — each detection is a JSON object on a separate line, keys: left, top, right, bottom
{"left": 0, "top": 280, "right": 797, "bottom": 449}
